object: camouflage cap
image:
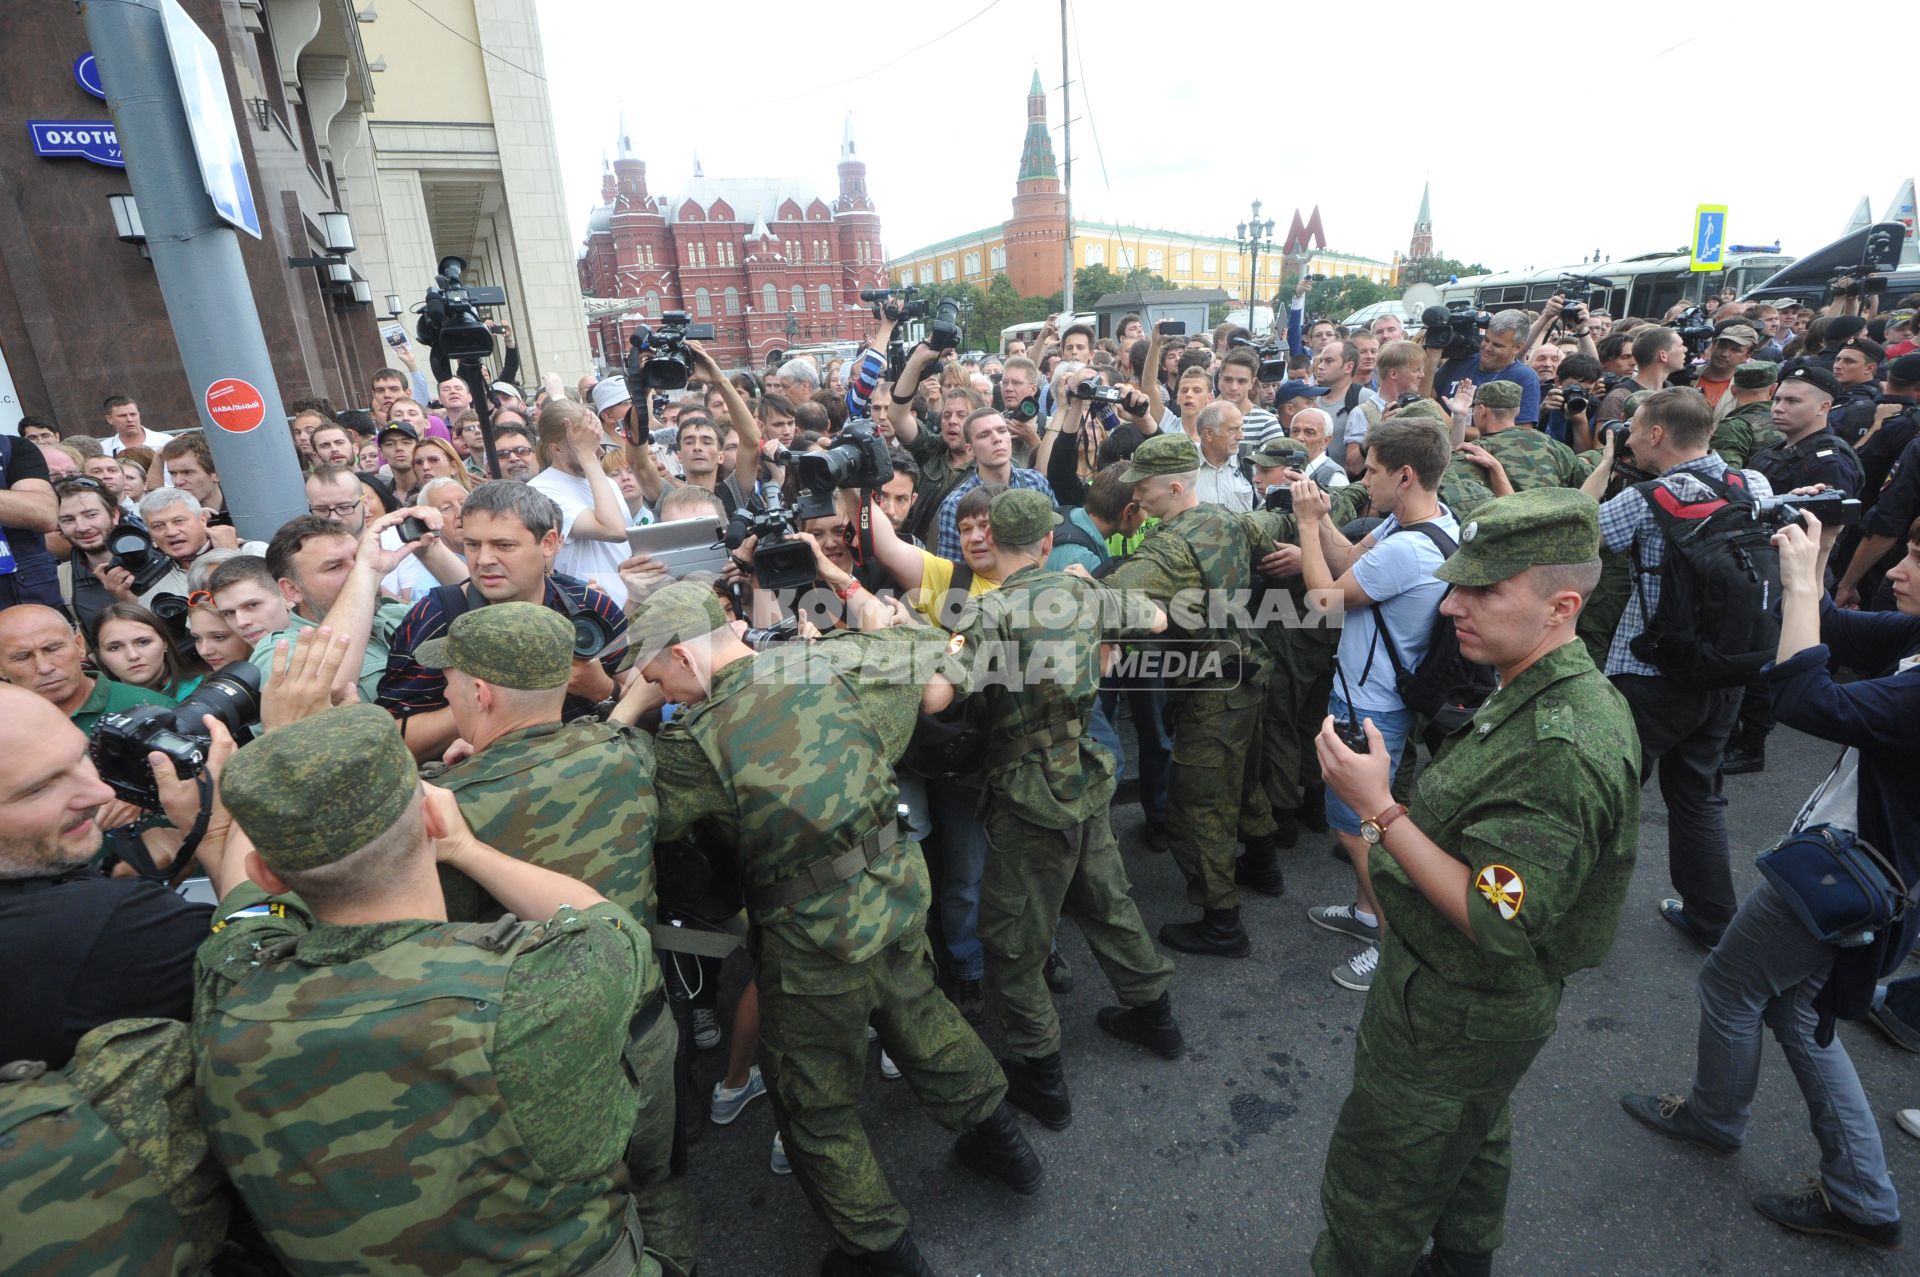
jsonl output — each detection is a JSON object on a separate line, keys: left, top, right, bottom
{"left": 1715, "top": 323, "right": 1761, "bottom": 349}
{"left": 1119, "top": 432, "right": 1202, "bottom": 482}
{"left": 1473, "top": 380, "right": 1523, "bottom": 410}
{"left": 1436, "top": 488, "right": 1601, "bottom": 587}
{"left": 990, "top": 488, "right": 1062, "bottom": 545}
{"left": 1732, "top": 359, "right": 1779, "bottom": 389}
{"left": 1249, "top": 435, "right": 1309, "bottom": 468}
{"left": 1623, "top": 388, "right": 1660, "bottom": 416}
{"left": 620, "top": 579, "right": 729, "bottom": 671}
{"left": 221, "top": 703, "right": 418, "bottom": 874}
{"left": 1394, "top": 397, "right": 1450, "bottom": 425}
{"left": 414, "top": 601, "right": 572, "bottom": 691}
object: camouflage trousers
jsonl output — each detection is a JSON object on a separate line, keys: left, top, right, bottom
{"left": 979, "top": 801, "right": 1175, "bottom": 1058}
{"left": 1261, "top": 637, "right": 1335, "bottom": 813}
{"left": 1312, "top": 937, "right": 1561, "bottom": 1276}
{"left": 1165, "top": 683, "right": 1273, "bottom": 910}
{"left": 623, "top": 1007, "right": 698, "bottom": 1276}
{"left": 754, "top": 921, "right": 1006, "bottom": 1254}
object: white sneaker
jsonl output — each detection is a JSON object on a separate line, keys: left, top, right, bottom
{"left": 770, "top": 1131, "right": 791, "bottom": 1175}
{"left": 1331, "top": 944, "right": 1380, "bottom": 993}
{"left": 879, "top": 1049, "right": 900, "bottom": 1080}
{"left": 866, "top": 1024, "right": 878, "bottom": 1042}
{"left": 1897, "top": 1109, "right": 1920, "bottom": 1141}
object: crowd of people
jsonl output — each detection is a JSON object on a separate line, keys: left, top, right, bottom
{"left": 2, "top": 268, "right": 1918, "bottom": 1277}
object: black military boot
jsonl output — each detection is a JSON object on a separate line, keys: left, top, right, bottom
{"left": 1271, "top": 805, "right": 1299, "bottom": 849}
{"left": 1095, "top": 992, "right": 1186, "bottom": 1060}
{"left": 1300, "top": 785, "right": 1330, "bottom": 833}
{"left": 954, "top": 1102, "right": 1044, "bottom": 1195}
{"left": 1234, "top": 836, "right": 1285, "bottom": 897}
{"left": 1410, "top": 1246, "right": 1494, "bottom": 1277}
{"left": 1001, "top": 1051, "right": 1072, "bottom": 1129}
{"left": 1159, "top": 908, "right": 1251, "bottom": 958}
{"left": 819, "top": 1230, "right": 938, "bottom": 1276}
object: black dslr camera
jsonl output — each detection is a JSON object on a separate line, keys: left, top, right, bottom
{"left": 1560, "top": 382, "right": 1591, "bottom": 416}
{"left": 725, "top": 488, "right": 816, "bottom": 593}
{"left": 1554, "top": 274, "right": 1607, "bottom": 320}
{"left": 925, "top": 299, "right": 964, "bottom": 353}
{"left": 104, "top": 524, "right": 175, "bottom": 595}
{"left": 417, "top": 256, "right": 507, "bottom": 360}
{"left": 627, "top": 311, "right": 717, "bottom": 391}
{"left": 90, "top": 662, "right": 263, "bottom": 809}
{"left": 1421, "top": 303, "right": 1490, "bottom": 362}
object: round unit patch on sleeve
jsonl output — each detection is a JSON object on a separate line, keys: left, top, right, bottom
{"left": 946, "top": 633, "right": 967, "bottom": 656}
{"left": 1476, "top": 864, "right": 1525, "bottom": 921}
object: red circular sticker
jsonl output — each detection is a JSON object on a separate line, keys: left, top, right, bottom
{"left": 205, "top": 377, "right": 266, "bottom": 433}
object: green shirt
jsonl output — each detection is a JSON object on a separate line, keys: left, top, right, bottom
{"left": 1373, "top": 641, "right": 1641, "bottom": 991}
{"left": 70, "top": 678, "right": 174, "bottom": 736}
{"left": 250, "top": 600, "right": 412, "bottom": 706}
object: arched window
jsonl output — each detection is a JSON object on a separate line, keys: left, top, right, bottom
{"left": 695, "top": 287, "right": 711, "bottom": 318}
{"left": 791, "top": 284, "right": 805, "bottom": 312}
{"left": 724, "top": 286, "right": 740, "bottom": 315}
{"left": 762, "top": 283, "right": 778, "bottom": 312}
{"left": 818, "top": 284, "right": 832, "bottom": 314}
{"left": 644, "top": 290, "right": 659, "bottom": 316}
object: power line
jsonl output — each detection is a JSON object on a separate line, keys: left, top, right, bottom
{"left": 767, "top": 0, "right": 1007, "bottom": 102}
{"left": 400, "top": 0, "right": 548, "bottom": 81}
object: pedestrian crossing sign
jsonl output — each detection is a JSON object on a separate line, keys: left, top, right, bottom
{"left": 1691, "top": 206, "right": 1728, "bottom": 273}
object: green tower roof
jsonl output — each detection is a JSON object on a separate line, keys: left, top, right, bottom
{"left": 1029, "top": 68, "right": 1044, "bottom": 95}
{"left": 1416, "top": 180, "right": 1431, "bottom": 225}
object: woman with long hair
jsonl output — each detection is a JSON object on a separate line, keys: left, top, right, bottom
{"left": 91, "top": 601, "right": 207, "bottom": 699}
{"left": 412, "top": 437, "right": 475, "bottom": 490}
{"left": 185, "top": 594, "right": 252, "bottom": 673}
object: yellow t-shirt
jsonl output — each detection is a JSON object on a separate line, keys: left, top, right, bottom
{"left": 911, "top": 549, "right": 1000, "bottom": 628}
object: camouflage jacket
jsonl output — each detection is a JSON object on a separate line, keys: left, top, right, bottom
{"left": 427, "top": 720, "right": 662, "bottom": 937}
{"left": 195, "top": 886, "right": 648, "bottom": 1275}
{"left": 952, "top": 564, "right": 1162, "bottom": 828}
{"left": 1439, "top": 469, "right": 1497, "bottom": 521}
{"left": 654, "top": 627, "right": 958, "bottom": 960}
{"left": 1711, "top": 400, "right": 1785, "bottom": 469}
{"left": 1375, "top": 641, "right": 1641, "bottom": 991}
{"left": 0, "top": 1018, "right": 228, "bottom": 1277}
{"left": 1449, "top": 424, "right": 1590, "bottom": 495}
{"left": 1240, "top": 485, "right": 1373, "bottom": 656}
{"left": 1101, "top": 501, "right": 1271, "bottom": 688}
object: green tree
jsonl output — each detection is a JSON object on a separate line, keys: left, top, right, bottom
{"left": 1402, "top": 255, "right": 1492, "bottom": 287}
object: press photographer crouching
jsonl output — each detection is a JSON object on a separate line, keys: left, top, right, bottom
{"left": 1622, "top": 507, "right": 1920, "bottom": 1252}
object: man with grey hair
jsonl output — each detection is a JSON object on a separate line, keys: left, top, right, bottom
{"left": 775, "top": 357, "right": 821, "bottom": 402}
{"left": 134, "top": 487, "right": 263, "bottom": 607}
{"left": 1193, "top": 402, "right": 1254, "bottom": 511}
{"left": 1287, "top": 407, "right": 1350, "bottom": 489}
{"left": 1436, "top": 308, "right": 1543, "bottom": 426}
{"left": 378, "top": 479, "right": 629, "bottom": 761}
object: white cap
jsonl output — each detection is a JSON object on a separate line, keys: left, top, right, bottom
{"left": 591, "top": 376, "right": 631, "bottom": 415}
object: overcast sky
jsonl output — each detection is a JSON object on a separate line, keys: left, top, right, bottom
{"left": 533, "top": 1, "right": 1913, "bottom": 283}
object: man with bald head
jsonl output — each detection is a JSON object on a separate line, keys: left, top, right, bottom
{"left": 0, "top": 678, "right": 247, "bottom": 1068}
{"left": 0, "top": 603, "right": 173, "bottom": 731}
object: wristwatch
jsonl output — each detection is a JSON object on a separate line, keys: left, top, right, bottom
{"left": 1359, "top": 803, "right": 1408, "bottom": 845}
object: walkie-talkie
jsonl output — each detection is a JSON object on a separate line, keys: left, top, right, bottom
{"left": 1333, "top": 662, "right": 1370, "bottom": 754}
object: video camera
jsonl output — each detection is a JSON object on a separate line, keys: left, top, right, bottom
{"left": 860, "top": 285, "right": 930, "bottom": 324}
{"left": 1831, "top": 224, "right": 1903, "bottom": 298}
{"left": 90, "top": 662, "right": 262, "bottom": 809}
{"left": 1068, "top": 380, "right": 1126, "bottom": 405}
{"left": 417, "top": 256, "right": 507, "bottom": 361}
{"left": 1756, "top": 491, "right": 1864, "bottom": 528}
{"left": 1669, "top": 305, "right": 1717, "bottom": 355}
{"left": 1229, "top": 334, "right": 1291, "bottom": 382}
{"left": 626, "top": 311, "right": 717, "bottom": 392}
{"left": 1421, "top": 303, "right": 1491, "bottom": 362}
{"left": 727, "top": 420, "right": 893, "bottom": 591}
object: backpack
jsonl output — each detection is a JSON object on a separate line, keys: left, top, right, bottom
{"left": 903, "top": 562, "right": 991, "bottom": 780}
{"left": 1370, "top": 522, "right": 1498, "bottom": 734}
{"left": 1628, "top": 470, "right": 1780, "bottom": 687}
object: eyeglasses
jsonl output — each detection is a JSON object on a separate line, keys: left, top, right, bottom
{"left": 55, "top": 476, "right": 107, "bottom": 493}
{"left": 496, "top": 446, "right": 536, "bottom": 460}
{"left": 308, "top": 501, "right": 362, "bottom": 518}
{"left": 187, "top": 590, "right": 214, "bottom": 609}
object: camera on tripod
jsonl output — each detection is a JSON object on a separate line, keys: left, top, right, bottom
{"left": 1420, "top": 303, "right": 1491, "bottom": 361}
{"left": 417, "top": 256, "right": 507, "bottom": 360}
{"left": 727, "top": 421, "right": 894, "bottom": 591}
{"left": 90, "top": 662, "right": 263, "bottom": 809}
{"left": 627, "top": 311, "right": 717, "bottom": 391}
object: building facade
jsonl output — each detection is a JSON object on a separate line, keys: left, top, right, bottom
{"left": 577, "top": 118, "right": 889, "bottom": 371}
{"left": 889, "top": 75, "right": 1391, "bottom": 307}
{"left": 0, "top": 0, "right": 584, "bottom": 439}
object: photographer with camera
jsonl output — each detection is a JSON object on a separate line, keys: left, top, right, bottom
{"left": 1596, "top": 326, "right": 1691, "bottom": 424}
{"left": 1581, "top": 388, "right": 1774, "bottom": 949}
{"left": 628, "top": 341, "right": 763, "bottom": 519}
{"left": 378, "top": 481, "right": 628, "bottom": 761}
{"left": 52, "top": 478, "right": 134, "bottom": 634}
{"left": 1039, "top": 362, "right": 1154, "bottom": 498}
{"left": 1435, "top": 310, "right": 1543, "bottom": 427}
{"left": 886, "top": 341, "right": 978, "bottom": 537}
{"left": 131, "top": 488, "right": 261, "bottom": 612}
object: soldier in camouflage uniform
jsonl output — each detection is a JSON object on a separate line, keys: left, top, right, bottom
{"left": 1309, "top": 490, "right": 1640, "bottom": 1277}
{"left": 948, "top": 490, "right": 1181, "bottom": 1131}
{"left": 1244, "top": 439, "right": 1373, "bottom": 846}
{"left": 620, "top": 581, "right": 1040, "bottom": 1277}
{"left": 1709, "top": 361, "right": 1785, "bottom": 467}
{"left": 414, "top": 603, "right": 695, "bottom": 1275}
{"left": 1446, "top": 380, "right": 1591, "bottom": 494}
{"left": 197, "top": 704, "right": 668, "bottom": 1276}
{"left": 1102, "top": 432, "right": 1278, "bottom": 958}
{"left": 0, "top": 1018, "right": 229, "bottom": 1277}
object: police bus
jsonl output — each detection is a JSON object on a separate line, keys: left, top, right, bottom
{"left": 1438, "top": 248, "right": 1794, "bottom": 320}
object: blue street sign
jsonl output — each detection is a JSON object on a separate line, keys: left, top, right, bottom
{"left": 26, "top": 120, "right": 124, "bottom": 168}
{"left": 160, "top": 0, "right": 260, "bottom": 238}
{"left": 74, "top": 52, "right": 106, "bottom": 101}
{"left": 1692, "top": 204, "right": 1727, "bottom": 273}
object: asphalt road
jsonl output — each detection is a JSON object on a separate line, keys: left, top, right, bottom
{"left": 682, "top": 724, "right": 1920, "bottom": 1276}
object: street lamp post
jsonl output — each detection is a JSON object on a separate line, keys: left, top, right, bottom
{"left": 1235, "top": 199, "right": 1276, "bottom": 335}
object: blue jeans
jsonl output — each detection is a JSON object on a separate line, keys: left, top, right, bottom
{"left": 1688, "top": 879, "right": 1899, "bottom": 1225}
{"left": 930, "top": 780, "right": 988, "bottom": 982}
{"left": 1322, "top": 691, "right": 1414, "bottom": 836}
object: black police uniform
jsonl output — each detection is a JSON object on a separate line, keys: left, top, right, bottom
{"left": 1828, "top": 383, "right": 1883, "bottom": 445}
{"left": 1858, "top": 397, "right": 1920, "bottom": 505}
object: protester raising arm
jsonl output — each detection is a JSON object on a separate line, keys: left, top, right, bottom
{"left": 887, "top": 343, "right": 938, "bottom": 448}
